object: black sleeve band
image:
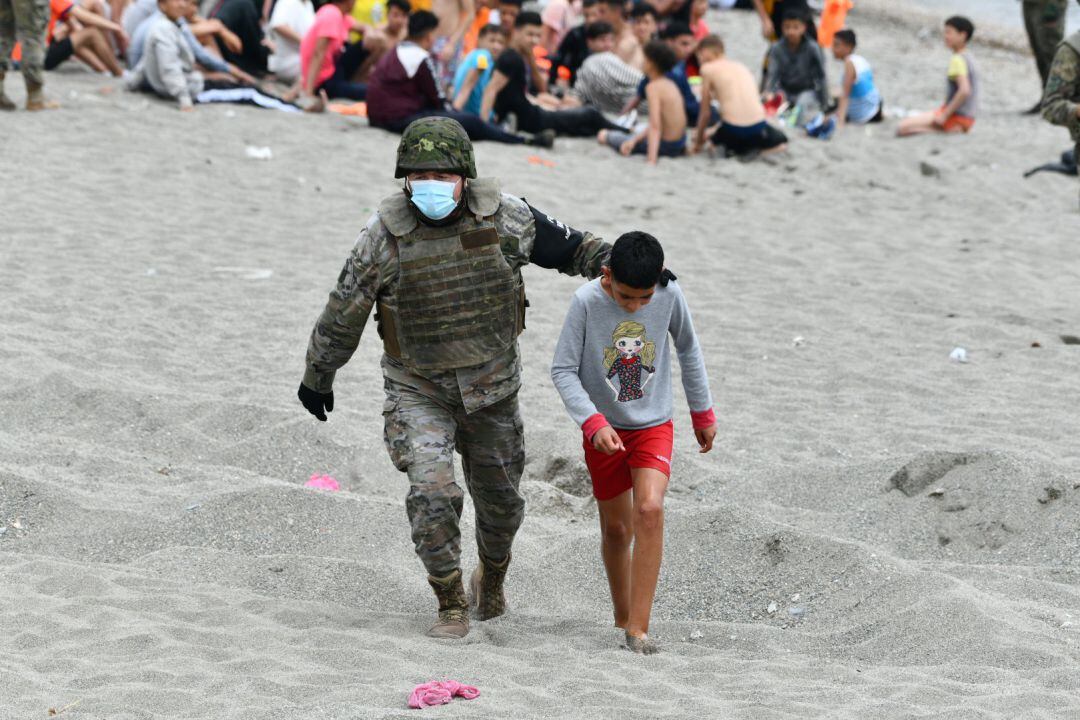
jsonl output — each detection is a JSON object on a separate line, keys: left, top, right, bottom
{"left": 527, "top": 204, "right": 586, "bottom": 269}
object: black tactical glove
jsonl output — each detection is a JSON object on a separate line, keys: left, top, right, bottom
{"left": 298, "top": 383, "right": 334, "bottom": 421}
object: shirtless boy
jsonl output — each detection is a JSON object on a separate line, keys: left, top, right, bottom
{"left": 692, "top": 34, "right": 787, "bottom": 158}
{"left": 598, "top": 40, "right": 687, "bottom": 163}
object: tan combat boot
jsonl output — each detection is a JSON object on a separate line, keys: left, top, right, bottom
{"left": 426, "top": 569, "right": 469, "bottom": 639}
{"left": 469, "top": 553, "right": 510, "bottom": 621}
{"left": 26, "top": 81, "right": 58, "bottom": 111}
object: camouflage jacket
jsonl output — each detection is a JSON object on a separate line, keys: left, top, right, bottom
{"left": 302, "top": 180, "right": 610, "bottom": 413}
{"left": 1042, "top": 31, "right": 1080, "bottom": 143}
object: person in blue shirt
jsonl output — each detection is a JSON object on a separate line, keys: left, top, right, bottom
{"left": 452, "top": 23, "right": 506, "bottom": 117}
{"left": 830, "top": 28, "right": 882, "bottom": 128}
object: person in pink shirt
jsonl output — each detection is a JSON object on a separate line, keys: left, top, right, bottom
{"left": 300, "top": 0, "right": 368, "bottom": 103}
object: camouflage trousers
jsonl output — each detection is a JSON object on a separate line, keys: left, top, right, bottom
{"left": 0, "top": 0, "right": 47, "bottom": 86}
{"left": 1024, "top": 0, "right": 1068, "bottom": 86}
{"left": 382, "top": 375, "right": 526, "bottom": 578}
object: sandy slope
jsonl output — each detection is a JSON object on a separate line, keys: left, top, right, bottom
{"left": 2, "top": 7, "right": 1079, "bottom": 719}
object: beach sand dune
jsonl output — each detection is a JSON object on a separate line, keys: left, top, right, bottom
{"left": 2, "top": 7, "right": 1079, "bottom": 719}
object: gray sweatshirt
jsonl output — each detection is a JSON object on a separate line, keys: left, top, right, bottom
{"left": 130, "top": 14, "right": 205, "bottom": 108}
{"left": 550, "top": 278, "right": 714, "bottom": 434}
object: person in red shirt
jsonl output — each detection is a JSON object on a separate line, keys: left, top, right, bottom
{"left": 300, "top": 0, "right": 369, "bottom": 102}
{"left": 366, "top": 10, "right": 553, "bottom": 146}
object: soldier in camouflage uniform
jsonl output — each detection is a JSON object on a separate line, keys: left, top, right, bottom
{"left": 1024, "top": 0, "right": 1071, "bottom": 112}
{"left": 0, "top": 0, "right": 53, "bottom": 110}
{"left": 1042, "top": 29, "right": 1080, "bottom": 204}
{"left": 298, "top": 117, "right": 610, "bottom": 639}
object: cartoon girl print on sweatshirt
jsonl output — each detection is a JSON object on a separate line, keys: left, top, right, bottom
{"left": 603, "top": 320, "right": 657, "bottom": 403}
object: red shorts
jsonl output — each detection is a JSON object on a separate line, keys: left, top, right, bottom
{"left": 938, "top": 106, "right": 975, "bottom": 133}
{"left": 582, "top": 421, "right": 674, "bottom": 501}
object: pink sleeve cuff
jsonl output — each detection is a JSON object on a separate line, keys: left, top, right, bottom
{"left": 581, "top": 413, "right": 610, "bottom": 441}
{"left": 690, "top": 408, "right": 716, "bottom": 430}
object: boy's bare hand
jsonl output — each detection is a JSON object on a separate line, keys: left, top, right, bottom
{"left": 694, "top": 424, "right": 717, "bottom": 454}
{"left": 592, "top": 426, "right": 625, "bottom": 455}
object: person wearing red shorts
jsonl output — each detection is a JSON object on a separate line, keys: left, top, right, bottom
{"left": 551, "top": 230, "right": 717, "bottom": 654}
{"left": 898, "top": 16, "right": 979, "bottom": 137}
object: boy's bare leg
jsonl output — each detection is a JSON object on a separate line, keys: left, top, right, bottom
{"left": 596, "top": 490, "right": 634, "bottom": 628}
{"left": 897, "top": 111, "right": 939, "bottom": 137}
{"left": 625, "top": 467, "right": 668, "bottom": 653}
{"left": 71, "top": 28, "right": 109, "bottom": 73}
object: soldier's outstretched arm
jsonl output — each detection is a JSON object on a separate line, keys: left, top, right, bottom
{"left": 526, "top": 204, "right": 611, "bottom": 280}
{"left": 1042, "top": 45, "right": 1080, "bottom": 129}
{"left": 301, "top": 217, "right": 388, "bottom": 399}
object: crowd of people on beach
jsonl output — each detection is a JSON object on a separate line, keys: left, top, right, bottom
{"left": 5, "top": 0, "right": 1032, "bottom": 161}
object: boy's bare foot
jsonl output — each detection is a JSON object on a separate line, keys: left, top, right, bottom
{"left": 625, "top": 631, "right": 659, "bottom": 654}
{"left": 597, "top": 129, "right": 609, "bottom": 145}
{"left": 299, "top": 89, "right": 328, "bottom": 113}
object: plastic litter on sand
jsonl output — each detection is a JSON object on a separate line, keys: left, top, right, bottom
{"left": 408, "top": 681, "right": 480, "bottom": 709}
{"left": 305, "top": 474, "right": 340, "bottom": 491}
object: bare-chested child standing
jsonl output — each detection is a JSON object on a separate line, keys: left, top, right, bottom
{"left": 598, "top": 40, "right": 687, "bottom": 164}
{"left": 692, "top": 34, "right": 787, "bottom": 159}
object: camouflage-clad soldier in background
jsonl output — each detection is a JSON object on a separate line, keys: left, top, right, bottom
{"left": 298, "top": 117, "right": 609, "bottom": 639}
{"left": 1024, "top": 0, "right": 1069, "bottom": 110}
{"left": 0, "top": 0, "right": 54, "bottom": 110}
{"left": 1042, "top": 29, "right": 1080, "bottom": 204}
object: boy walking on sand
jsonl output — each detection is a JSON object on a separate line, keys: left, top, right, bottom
{"left": 693, "top": 34, "right": 788, "bottom": 158}
{"left": 550, "top": 231, "right": 717, "bottom": 655}
{"left": 597, "top": 40, "right": 687, "bottom": 163}
{"left": 898, "top": 16, "right": 978, "bottom": 136}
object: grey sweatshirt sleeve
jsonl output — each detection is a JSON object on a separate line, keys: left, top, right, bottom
{"left": 668, "top": 284, "right": 713, "bottom": 415}
{"left": 152, "top": 26, "right": 195, "bottom": 106}
{"left": 764, "top": 43, "right": 782, "bottom": 95}
{"left": 182, "top": 20, "right": 230, "bottom": 74}
{"left": 550, "top": 294, "right": 602, "bottom": 428}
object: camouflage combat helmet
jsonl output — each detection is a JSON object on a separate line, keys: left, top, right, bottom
{"left": 395, "top": 117, "right": 477, "bottom": 179}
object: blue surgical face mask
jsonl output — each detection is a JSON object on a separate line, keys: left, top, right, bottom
{"left": 408, "top": 179, "right": 460, "bottom": 220}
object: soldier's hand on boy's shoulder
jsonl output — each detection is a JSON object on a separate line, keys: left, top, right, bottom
{"left": 298, "top": 383, "right": 335, "bottom": 422}
{"left": 695, "top": 425, "right": 717, "bottom": 454}
{"left": 592, "top": 426, "right": 626, "bottom": 455}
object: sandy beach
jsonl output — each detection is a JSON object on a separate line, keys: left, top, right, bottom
{"left": 2, "top": 4, "right": 1080, "bottom": 718}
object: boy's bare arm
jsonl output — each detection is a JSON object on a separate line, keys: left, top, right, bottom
{"left": 643, "top": 81, "right": 663, "bottom": 164}
{"left": 835, "top": 59, "right": 855, "bottom": 127}
{"left": 478, "top": 70, "right": 508, "bottom": 122}
{"left": 453, "top": 67, "right": 481, "bottom": 110}
{"left": 938, "top": 72, "right": 971, "bottom": 123}
{"left": 692, "top": 76, "right": 715, "bottom": 153}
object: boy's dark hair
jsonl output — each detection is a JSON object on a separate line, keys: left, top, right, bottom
{"left": 599, "top": 0, "right": 625, "bottom": 9}
{"left": 945, "top": 15, "right": 974, "bottom": 41}
{"left": 659, "top": 20, "right": 692, "bottom": 40}
{"left": 514, "top": 10, "right": 542, "bottom": 27}
{"left": 500, "top": 0, "right": 523, "bottom": 7}
{"left": 585, "top": 21, "right": 614, "bottom": 41}
{"left": 781, "top": 7, "right": 809, "bottom": 24}
{"left": 609, "top": 231, "right": 666, "bottom": 289}
{"left": 630, "top": 3, "right": 657, "bottom": 21}
{"left": 833, "top": 28, "right": 856, "bottom": 47}
{"left": 478, "top": 22, "right": 507, "bottom": 38}
{"left": 643, "top": 39, "right": 678, "bottom": 74}
{"left": 697, "top": 33, "right": 724, "bottom": 54}
{"left": 408, "top": 10, "right": 439, "bottom": 38}
{"left": 582, "top": 0, "right": 598, "bottom": 7}
{"left": 386, "top": 0, "right": 411, "bottom": 13}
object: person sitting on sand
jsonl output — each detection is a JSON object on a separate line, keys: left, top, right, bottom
{"left": 208, "top": 0, "right": 271, "bottom": 76}
{"left": 300, "top": 0, "right": 368, "bottom": 102}
{"left": 126, "top": 0, "right": 256, "bottom": 86}
{"left": 547, "top": 0, "right": 599, "bottom": 86}
{"left": 44, "top": 0, "right": 128, "bottom": 76}
{"left": 367, "top": 11, "right": 553, "bottom": 145}
{"left": 692, "top": 34, "right": 788, "bottom": 158}
{"left": 267, "top": 0, "right": 315, "bottom": 84}
{"left": 479, "top": 12, "right": 622, "bottom": 137}
{"left": 451, "top": 22, "right": 505, "bottom": 117}
{"left": 564, "top": 21, "right": 643, "bottom": 118}
{"left": 829, "top": 28, "right": 882, "bottom": 129}
{"left": 127, "top": 0, "right": 207, "bottom": 110}
{"left": 550, "top": 230, "right": 717, "bottom": 655}
{"left": 629, "top": 3, "right": 657, "bottom": 48}
{"left": 897, "top": 16, "right": 978, "bottom": 137}
{"left": 597, "top": 40, "right": 686, "bottom": 163}
{"left": 763, "top": 8, "right": 827, "bottom": 127}
{"left": 593, "top": 0, "right": 639, "bottom": 68}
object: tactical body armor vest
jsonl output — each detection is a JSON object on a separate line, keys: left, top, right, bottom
{"left": 376, "top": 178, "right": 525, "bottom": 372}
